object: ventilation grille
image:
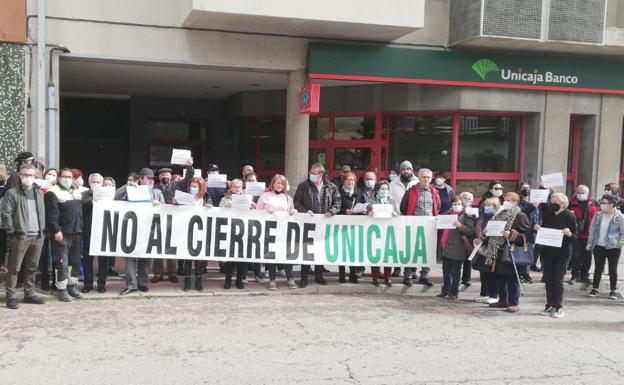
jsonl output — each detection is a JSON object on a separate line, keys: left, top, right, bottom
{"left": 483, "top": 0, "right": 541, "bottom": 39}
{"left": 449, "top": 0, "right": 482, "bottom": 43}
{"left": 548, "top": 0, "right": 605, "bottom": 44}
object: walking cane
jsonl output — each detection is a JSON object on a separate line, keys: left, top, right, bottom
{"left": 506, "top": 239, "right": 525, "bottom": 295}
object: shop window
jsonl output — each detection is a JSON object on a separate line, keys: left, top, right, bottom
{"left": 310, "top": 117, "right": 330, "bottom": 140}
{"left": 334, "top": 116, "right": 375, "bottom": 140}
{"left": 333, "top": 148, "right": 372, "bottom": 171}
{"left": 455, "top": 180, "right": 519, "bottom": 201}
{"left": 237, "top": 119, "right": 257, "bottom": 169}
{"left": 310, "top": 148, "right": 328, "bottom": 167}
{"left": 388, "top": 115, "right": 453, "bottom": 172}
{"left": 148, "top": 120, "right": 207, "bottom": 171}
{"left": 458, "top": 116, "right": 520, "bottom": 173}
{"left": 258, "top": 119, "right": 285, "bottom": 170}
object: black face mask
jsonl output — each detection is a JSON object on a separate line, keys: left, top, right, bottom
{"left": 520, "top": 189, "right": 530, "bottom": 197}
{"left": 550, "top": 203, "right": 561, "bottom": 212}
{"left": 160, "top": 177, "right": 171, "bottom": 185}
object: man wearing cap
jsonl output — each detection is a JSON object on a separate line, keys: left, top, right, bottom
{"left": 389, "top": 160, "right": 418, "bottom": 212}
{"left": 152, "top": 158, "right": 194, "bottom": 283}
{"left": 118, "top": 167, "right": 165, "bottom": 295}
{"left": 45, "top": 168, "right": 85, "bottom": 302}
{"left": 5, "top": 151, "right": 35, "bottom": 190}
{"left": 2, "top": 164, "right": 46, "bottom": 309}
{"left": 331, "top": 165, "right": 351, "bottom": 188}
{"left": 293, "top": 163, "right": 341, "bottom": 287}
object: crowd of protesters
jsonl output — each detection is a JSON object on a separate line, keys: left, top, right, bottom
{"left": 1, "top": 151, "right": 623, "bottom": 319}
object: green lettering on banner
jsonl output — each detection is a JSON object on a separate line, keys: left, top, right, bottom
{"left": 412, "top": 226, "right": 427, "bottom": 264}
{"left": 341, "top": 225, "right": 356, "bottom": 263}
{"left": 383, "top": 226, "right": 398, "bottom": 264}
{"left": 325, "top": 224, "right": 339, "bottom": 263}
{"left": 366, "top": 224, "right": 381, "bottom": 264}
{"left": 398, "top": 225, "right": 412, "bottom": 264}
{"left": 358, "top": 225, "right": 364, "bottom": 263}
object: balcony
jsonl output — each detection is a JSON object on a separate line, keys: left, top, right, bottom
{"left": 182, "top": 0, "right": 424, "bottom": 41}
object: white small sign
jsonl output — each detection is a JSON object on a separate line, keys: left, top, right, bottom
{"left": 231, "top": 193, "right": 253, "bottom": 210}
{"left": 466, "top": 207, "right": 479, "bottom": 218}
{"left": 174, "top": 190, "right": 196, "bottom": 206}
{"left": 33, "top": 179, "right": 52, "bottom": 189}
{"left": 535, "top": 227, "right": 564, "bottom": 248}
{"left": 372, "top": 204, "right": 393, "bottom": 219}
{"left": 541, "top": 172, "right": 564, "bottom": 188}
{"left": 530, "top": 189, "right": 550, "bottom": 204}
{"left": 351, "top": 203, "right": 369, "bottom": 214}
{"left": 436, "top": 214, "right": 458, "bottom": 230}
{"left": 485, "top": 220, "right": 507, "bottom": 236}
{"left": 468, "top": 242, "right": 482, "bottom": 261}
{"left": 170, "top": 149, "right": 192, "bottom": 165}
{"left": 245, "top": 182, "right": 266, "bottom": 196}
{"left": 92, "top": 186, "right": 115, "bottom": 201}
{"left": 126, "top": 185, "right": 152, "bottom": 202}
{"left": 182, "top": 168, "right": 202, "bottom": 179}
{"left": 207, "top": 174, "right": 227, "bottom": 188}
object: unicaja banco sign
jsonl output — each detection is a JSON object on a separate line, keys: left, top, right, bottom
{"left": 472, "top": 58, "right": 579, "bottom": 85}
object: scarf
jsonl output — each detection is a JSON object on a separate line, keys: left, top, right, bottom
{"left": 441, "top": 209, "right": 464, "bottom": 251}
{"left": 482, "top": 205, "right": 520, "bottom": 265}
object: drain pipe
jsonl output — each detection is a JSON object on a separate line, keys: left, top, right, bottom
{"left": 47, "top": 46, "right": 70, "bottom": 168}
{"left": 36, "top": 0, "right": 46, "bottom": 163}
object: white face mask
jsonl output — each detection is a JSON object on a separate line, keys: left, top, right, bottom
{"left": 492, "top": 189, "right": 503, "bottom": 198}
{"left": 502, "top": 201, "right": 514, "bottom": 210}
{"left": 309, "top": 174, "right": 321, "bottom": 184}
{"left": 45, "top": 174, "right": 56, "bottom": 181}
{"left": 60, "top": 177, "right": 73, "bottom": 189}
{"left": 21, "top": 176, "right": 34, "bottom": 188}
{"left": 452, "top": 204, "right": 463, "bottom": 212}
{"left": 435, "top": 178, "right": 445, "bottom": 186}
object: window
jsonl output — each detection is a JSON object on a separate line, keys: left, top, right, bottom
{"left": 457, "top": 116, "right": 520, "bottom": 173}
{"left": 333, "top": 148, "right": 372, "bottom": 171}
{"left": 388, "top": 115, "right": 453, "bottom": 172}
{"left": 333, "top": 116, "right": 375, "bottom": 140}
{"left": 148, "top": 120, "right": 208, "bottom": 170}
{"left": 455, "top": 180, "right": 519, "bottom": 201}
{"left": 310, "top": 117, "right": 330, "bottom": 140}
{"left": 258, "top": 119, "right": 285, "bottom": 170}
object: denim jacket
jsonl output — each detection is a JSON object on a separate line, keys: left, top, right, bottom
{"left": 587, "top": 210, "right": 624, "bottom": 250}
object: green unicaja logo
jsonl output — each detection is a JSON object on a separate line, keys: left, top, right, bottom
{"left": 472, "top": 59, "right": 500, "bottom": 80}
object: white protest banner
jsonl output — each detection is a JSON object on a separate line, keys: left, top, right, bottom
{"left": 485, "top": 220, "right": 507, "bottom": 236}
{"left": 466, "top": 207, "right": 479, "bottom": 218}
{"left": 89, "top": 201, "right": 437, "bottom": 267}
{"left": 535, "top": 227, "right": 564, "bottom": 248}
{"left": 33, "top": 179, "right": 52, "bottom": 189}
{"left": 530, "top": 189, "right": 550, "bottom": 204}
{"left": 126, "top": 185, "right": 151, "bottom": 202}
{"left": 170, "top": 149, "right": 192, "bottom": 165}
{"left": 174, "top": 190, "right": 195, "bottom": 206}
{"left": 231, "top": 194, "right": 253, "bottom": 210}
{"left": 207, "top": 174, "right": 227, "bottom": 188}
{"left": 436, "top": 215, "right": 458, "bottom": 230}
{"left": 182, "top": 168, "right": 202, "bottom": 179}
{"left": 92, "top": 186, "right": 115, "bottom": 201}
{"left": 245, "top": 182, "right": 266, "bottom": 197}
{"left": 541, "top": 172, "right": 564, "bottom": 188}
{"left": 372, "top": 204, "right": 393, "bottom": 219}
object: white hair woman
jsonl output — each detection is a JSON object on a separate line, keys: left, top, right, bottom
{"left": 534, "top": 192, "right": 577, "bottom": 318}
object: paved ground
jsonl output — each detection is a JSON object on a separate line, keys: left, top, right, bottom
{"left": 1, "top": 269, "right": 624, "bottom": 385}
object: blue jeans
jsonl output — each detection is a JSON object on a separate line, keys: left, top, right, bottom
{"left": 497, "top": 273, "right": 520, "bottom": 306}
{"left": 267, "top": 263, "right": 293, "bottom": 280}
{"left": 442, "top": 258, "right": 462, "bottom": 295}
{"left": 404, "top": 267, "right": 431, "bottom": 280}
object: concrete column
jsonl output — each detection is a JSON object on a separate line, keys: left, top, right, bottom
{"left": 594, "top": 94, "right": 624, "bottom": 193}
{"left": 541, "top": 92, "right": 570, "bottom": 190}
{"left": 284, "top": 69, "right": 309, "bottom": 191}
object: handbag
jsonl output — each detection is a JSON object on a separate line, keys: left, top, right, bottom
{"left": 471, "top": 247, "right": 493, "bottom": 272}
{"left": 462, "top": 235, "right": 474, "bottom": 254}
{"left": 499, "top": 234, "right": 532, "bottom": 266}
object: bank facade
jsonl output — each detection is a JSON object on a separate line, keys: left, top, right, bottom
{"left": 1, "top": 0, "right": 624, "bottom": 199}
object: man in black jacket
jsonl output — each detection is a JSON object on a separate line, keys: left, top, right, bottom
{"left": 293, "top": 163, "right": 341, "bottom": 287}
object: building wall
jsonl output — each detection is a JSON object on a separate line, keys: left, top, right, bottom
{"left": 0, "top": 43, "right": 26, "bottom": 168}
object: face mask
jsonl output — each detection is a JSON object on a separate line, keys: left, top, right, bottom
{"left": 90, "top": 183, "right": 101, "bottom": 190}
{"left": 77, "top": 178, "right": 84, "bottom": 187}
{"left": 60, "top": 178, "right": 73, "bottom": 189}
{"left": 45, "top": 174, "right": 56, "bottom": 181}
{"left": 388, "top": 174, "right": 397, "bottom": 182}
{"left": 601, "top": 204, "right": 610, "bottom": 213}
{"left": 502, "top": 201, "right": 514, "bottom": 210}
{"left": 550, "top": 203, "right": 561, "bottom": 212}
{"left": 378, "top": 190, "right": 388, "bottom": 199}
{"left": 160, "top": 177, "right": 171, "bottom": 185}
{"left": 365, "top": 180, "right": 375, "bottom": 189}
{"left": 309, "top": 174, "right": 320, "bottom": 184}
{"left": 127, "top": 181, "right": 137, "bottom": 187}
{"left": 190, "top": 186, "right": 199, "bottom": 195}
{"left": 21, "top": 176, "right": 34, "bottom": 187}
{"left": 576, "top": 193, "right": 588, "bottom": 202}
{"left": 520, "top": 189, "right": 530, "bottom": 197}
{"left": 484, "top": 206, "right": 494, "bottom": 216}
{"left": 435, "top": 178, "right": 445, "bottom": 186}
{"left": 492, "top": 189, "right": 503, "bottom": 198}
{"left": 462, "top": 200, "right": 472, "bottom": 208}
{"left": 452, "top": 204, "right": 463, "bottom": 212}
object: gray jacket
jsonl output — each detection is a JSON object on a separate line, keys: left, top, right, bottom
{"left": 587, "top": 210, "right": 624, "bottom": 249}
{"left": 293, "top": 178, "right": 341, "bottom": 215}
{"left": 1, "top": 186, "right": 45, "bottom": 236}
{"left": 440, "top": 212, "right": 476, "bottom": 261}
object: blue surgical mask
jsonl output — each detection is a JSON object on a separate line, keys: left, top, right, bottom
{"left": 388, "top": 174, "right": 397, "bottom": 182}
{"left": 190, "top": 186, "right": 199, "bottom": 195}
{"left": 601, "top": 204, "right": 609, "bottom": 213}
{"left": 378, "top": 190, "right": 388, "bottom": 199}
{"left": 576, "top": 193, "right": 588, "bottom": 201}
{"left": 365, "top": 180, "right": 375, "bottom": 189}
{"left": 309, "top": 174, "right": 320, "bottom": 184}
{"left": 484, "top": 206, "right": 494, "bottom": 216}
{"left": 452, "top": 204, "right": 463, "bottom": 212}
{"left": 60, "top": 178, "right": 73, "bottom": 189}
{"left": 77, "top": 178, "right": 84, "bottom": 187}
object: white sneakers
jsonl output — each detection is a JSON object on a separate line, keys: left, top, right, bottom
{"left": 540, "top": 307, "right": 555, "bottom": 316}
{"left": 551, "top": 308, "right": 565, "bottom": 319}
{"left": 475, "top": 296, "right": 499, "bottom": 304}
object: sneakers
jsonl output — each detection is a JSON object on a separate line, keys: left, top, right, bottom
{"left": 67, "top": 285, "right": 83, "bottom": 299}
{"left": 150, "top": 275, "right": 163, "bottom": 283}
{"left": 436, "top": 292, "right": 448, "bottom": 298}
{"left": 608, "top": 291, "right": 618, "bottom": 300}
{"left": 505, "top": 305, "right": 520, "bottom": 313}
{"left": 540, "top": 306, "right": 555, "bottom": 316}
{"left": 475, "top": 296, "right": 489, "bottom": 303}
{"left": 57, "top": 290, "right": 73, "bottom": 302}
{"left": 551, "top": 308, "right": 565, "bottom": 318}
{"left": 287, "top": 279, "right": 298, "bottom": 289}
{"left": 403, "top": 278, "right": 413, "bottom": 287}
{"left": 268, "top": 280, "right": 277, "bottom": 290}
{"left": 23, "top": 295, "right": 45, "bottom": 305}
{"left": 485, "top": 297, "right": 499, "bottom": 304}
{"left": 588, "top": 288, "right": 599, "bottom": 297}
{"left": 255, "top": 275, "right": 269, "bottom": 284}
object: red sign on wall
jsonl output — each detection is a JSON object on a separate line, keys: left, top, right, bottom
{"left": 299, "top": 83, "right": 320, "bottom": 114}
